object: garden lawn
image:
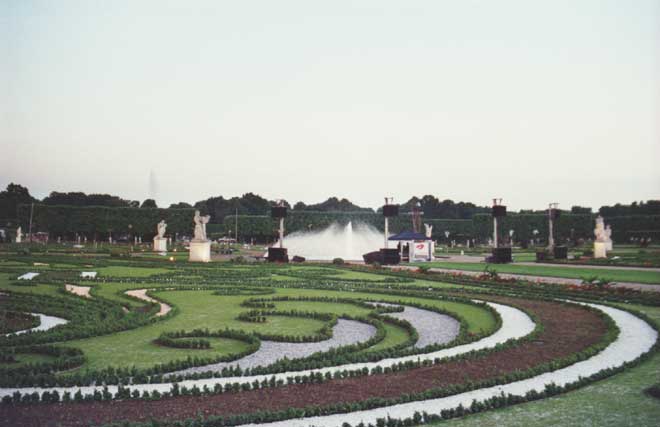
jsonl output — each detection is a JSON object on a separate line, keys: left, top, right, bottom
{"left": 60, "top": 289, "right": 331, "bottom": 372}
{"left": 270, "top": 287, "right": 497, "bottom": 336}
{"left": 1, "top": 353, "right": 57, "bottom": 368}
{"left": 0, "top": 273, "right": 63, "bottom": 298}
{"left": 416, "top": 261, "right": 660, "bottom": 284}
{"left": 96, "top": 266, "right": 172, "bottom": 277}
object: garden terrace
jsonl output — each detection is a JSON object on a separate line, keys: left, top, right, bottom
{"left": 0, "top": 296, "right": 616, "bottom": 426}
{"left": 0, "top": 254, "right": 657, "bottom": 427}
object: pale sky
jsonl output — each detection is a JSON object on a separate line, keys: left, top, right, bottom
{"left": 2, "top": 0, "right": 659, "bottom": 210}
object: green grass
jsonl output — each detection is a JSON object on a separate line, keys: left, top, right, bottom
{"left": 0, "top": 353, "right": 57, "bottom": 368}
{"left": 0, "top": 273, "right": 63, "bottom": 297}
{"left": 270, "top": 287, "right": 497, "bottom": 336}
{"left": 361, "top": 322, "right": 410, "bottom": 353}
{"left": 415, "top": 261, "right": 660, "bottom": 284}
{"left": 61, "top": 289, "right": 332, "bottom": 372}
{"left": 58, "top": 285, "right": 496, "bottom": 373}
{"left": 96, "top": 266, "right": 171, "bottom": 277}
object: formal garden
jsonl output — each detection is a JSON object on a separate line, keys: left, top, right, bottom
{"left": 0, "top": 245, "right": 659, "bottom": 427}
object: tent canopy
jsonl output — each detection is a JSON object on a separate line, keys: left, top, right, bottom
{"left": 388, "top": 231, "right": 431, "bottom": 241}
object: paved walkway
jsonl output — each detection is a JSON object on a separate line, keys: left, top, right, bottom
{"left": 517, "top": 261, "right": 660, "bottom": 273}
{"left": 438, "top": 255, "right": 660, "bottom": 273}
{"left": 125, "top": 289, "right": 172, "bottom": 316}
{"left": 394, "top": 265, "right": 660, "bottom": 293}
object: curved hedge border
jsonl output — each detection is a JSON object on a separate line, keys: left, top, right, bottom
{"left": 0, "top": 296, "right": 625, "bottom": 427}
{"left": 0, "top": 345, "right": 85, "bottom": 387}
{"left": 0, "top": 311, "right": 40, "bottom": 335}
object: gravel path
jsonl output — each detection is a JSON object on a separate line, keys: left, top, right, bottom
{"left": 517, "top": 261, "right": 660, "bottom": 272}
{"left": 17, "top": 272, "right": 39, "bottom": 280}
{"left": 0, "top": 300, "right": 528, "bottom": 399}
{"left": 368, "top": 302, "right": 460, "bottom": 348}
{"left": 65, "top": 284, "right": 91, "bottom": 298}
{"left": 125, "top": 289, "right": 172, "bottom": 316}
{"left": 169, "top": 318, "right": 377, "bottom": 376}
{"left": 240, "top": 301, "right": 657, "bottom": 427}
{"left": 3, "top": 312, "right": 68, "bottom": 337}
{"left": 393, "top": 265, "right": 660, "bottom": 293}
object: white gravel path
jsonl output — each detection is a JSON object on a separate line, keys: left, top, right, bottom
{"left": 125, "top": 289, "right": 172, "bottom": 316}
{"left": 3, "top": 312, "right": 68, "bottom": 337}
{"left": 169, "top": 318, "right": 377, "bottom": 376}
{"left": 368, "top": 302, "right": 460, "bottom": 348}
{"left": 0, "top": 301, "right": 529, "bottom": 399}
{"left": 17, "top": 272, "right": 39, "bottom": 280}
{"left": 237, "top": 302, "right": 659, "bottom": 427}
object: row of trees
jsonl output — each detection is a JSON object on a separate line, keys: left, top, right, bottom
{"left": 2, "top": 183, "right": 659, "bottom": 242}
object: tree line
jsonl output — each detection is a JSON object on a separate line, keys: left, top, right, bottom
{"left": 1, "top": 183, "right": 658, "bottom": 240}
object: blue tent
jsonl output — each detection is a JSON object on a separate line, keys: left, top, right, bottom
{"left": 388, "top": 231, "right": 431, "bottom": 241}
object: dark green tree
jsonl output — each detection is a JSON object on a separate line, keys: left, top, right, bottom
{"left": 140, "top": 199, "right": 158, "bottom": 208}
{"left": 0, "top": 183, "right": 36, "bottom": 224}
{"left": 169, "top": 202, "right": 192, "bottom": 208}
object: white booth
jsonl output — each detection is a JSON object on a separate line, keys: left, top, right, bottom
{"left": 389, "top": 231, "right": 434, "bottom": 262}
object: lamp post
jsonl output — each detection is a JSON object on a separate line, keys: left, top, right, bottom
{"left": 547, "top": 203, "right": 559, "bottom": 251}
{"left": 383, "top": 197, "right": 395, "bottom": 248}
{"left": 491, "top": 198, "right": 510, "bottom": 263}
{"left": 268, "top": 200, "right": 288, "bottom": 262}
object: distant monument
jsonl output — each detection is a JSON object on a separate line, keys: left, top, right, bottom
{"left": 593, "top": 216, "right": 608, "bottom": 258}
{"left": 15, "top": 227, "right": 22, "bottom": 243}
{"left": 189, "top": 210, "right": 211, "bottom": 262}
{"left": 153, "top": 220, "right": 168, "bottom": 252}
{"left": 605, "top": 225, "right": 613, "bottom": 251}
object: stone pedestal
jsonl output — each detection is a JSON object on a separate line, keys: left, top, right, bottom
{"left": 189, "top": 240, "right": 211, "bottom": 262}
{"left": 267, "top": 247, "right": 289, "bottom": 263}
{"left": 153, "top": 237, "right": 167, "bottom": 252}
{"left": 491, "top": 247, "right": 512, "bottom": 263}
{"left": 594, "top": 242, "right": 607, "bottom": 259}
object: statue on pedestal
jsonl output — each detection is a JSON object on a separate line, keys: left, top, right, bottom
{"left": 594, "top": 216, "right": 607, "bottom": 242}
{"left": 156, "top": 220, "right": 167, "bottom": 239}
{"left": 604, "top": 224, "right": 613, "bottom": 251}
{"left": 15, "top": 227, "right": 22, "bottom": 243}
{"left": 153, "top": 220, "right": 168, "bottom": 252}
{"left": 593, "top": 216, "right": 608, "bottom": 258}
{"left": 190, "top": 211, "right": 212, "bottom": 262}
{"left": 193, "top": 210, "right": 211, "bottom": 241}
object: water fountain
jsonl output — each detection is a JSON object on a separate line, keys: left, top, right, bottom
{"left": 274, "top": 221, "right": 383, "bottom": 261}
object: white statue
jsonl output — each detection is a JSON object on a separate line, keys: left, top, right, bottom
{"left": 604, "top": 224, "right": 613, "bottom": 250}
{"left": 156, "top": 220, "right": 167, "bottom": 239}
{"left": 193, "top": 210, "right": 211, "bottom": 241}
{"left": 594, "top": 216, "right": 609, "bottom": 258}
{"left": 15, "top": 226, "right": 22, "bottom": 243}
{"left": 424, "top": 223, "right": 433, "bottom": 238}
{"left": 594, "top": 216, "right": 607, "bottom": 242}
